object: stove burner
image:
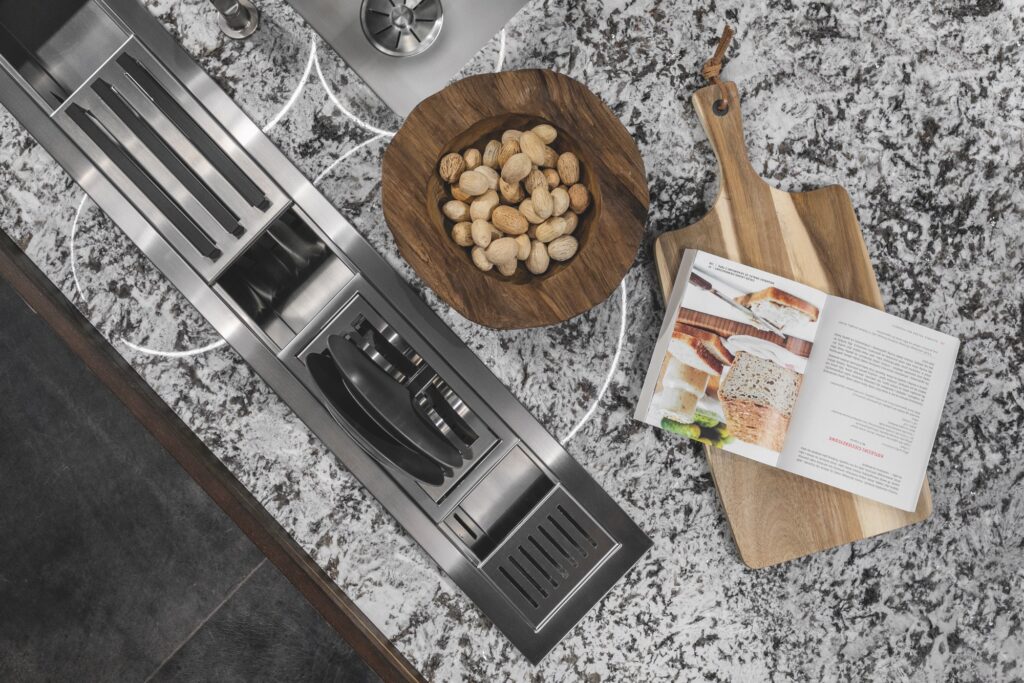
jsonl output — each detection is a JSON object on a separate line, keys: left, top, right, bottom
{"left": 361, "top": 0, "right": 443, "bottom": 58}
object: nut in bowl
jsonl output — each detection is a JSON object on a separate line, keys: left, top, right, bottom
{"left": 435, "top": 118, "right": 594, "bottom": 283}
{"left": 382, "top": 70, "right": 648, "bottom": 329}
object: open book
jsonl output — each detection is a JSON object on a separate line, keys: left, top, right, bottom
{"left": 635, "top": 250, "right": 959, "bottom": 511}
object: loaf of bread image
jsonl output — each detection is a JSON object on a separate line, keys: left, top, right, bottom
{"left": 734, "top": 287, "right": 819, "bottom": 330}
{"left": 719, "top": 351, "right": 803, "bottom": 451}
{"left": 668, "top": 321, "right": 724, "bottom": 375}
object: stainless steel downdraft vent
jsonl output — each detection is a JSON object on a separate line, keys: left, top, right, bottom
{"left": 361, "top": 0, "right": 443, "bottom": 57}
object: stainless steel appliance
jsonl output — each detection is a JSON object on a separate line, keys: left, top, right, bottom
{"left": 284, "top": 0, "right": 528, "bottom": 115}
{"left": 0, "top": 0, "right": 651, "bottom": 663}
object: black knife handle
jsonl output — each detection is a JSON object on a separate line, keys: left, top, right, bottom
{"left": 328, "top": 335, "right": 462, "bottom": 469}
{"left": 307, "top": 353, "right": 445, "bottom": 485}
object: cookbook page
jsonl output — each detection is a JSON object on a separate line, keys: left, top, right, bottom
{"left": 635, "top": 250, "right": 828, "bottom": 468}
{"left": 778, "top": 298, "right": 959, "bottom": 511}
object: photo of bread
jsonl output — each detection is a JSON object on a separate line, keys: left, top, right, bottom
{"left": 653, "top": 356, "right": 709, "bottom": 424}
{"left": 674, "top": 322, "right": 735, "bottom": 365}
{"left": 719, "top": 351, "right": 803, "bottom": 451}
{"left": 734, "top": 286, "right": 819, "bottom": 330}
{"left": 668, "top": 320, "right": 727, "bottom": 375}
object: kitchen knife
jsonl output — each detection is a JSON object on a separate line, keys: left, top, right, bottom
{"left": 327, "top": 335, "right": 464, "bottom": 469}
{"left": 688, "top": 270, "right": 787, "bottom": 339}
{"left": 307, "top": 352, "right": 446, "bottom": 485}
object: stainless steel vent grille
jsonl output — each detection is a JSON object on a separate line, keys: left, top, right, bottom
{"left": 483, "top": 488, "right": 616, "bottom": 628}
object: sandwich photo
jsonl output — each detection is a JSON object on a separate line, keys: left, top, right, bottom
{"left": 733, "top": 286, "right": 819, "bottom": 331}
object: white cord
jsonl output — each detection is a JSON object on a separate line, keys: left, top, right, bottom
{"left": 119, "top": 337, "right": 227, "bottom": 357}
{"left": 313, "top": 48, "right": 397, "bottom": 138}
{"left": 313, "top": 134, "right": 387, "bottom": 184}
{"left": 495, "top": 29, "right": 506, "bottom": 73}
{"left": 262, "top": 34, "right": 317, "bottom": 133}
{"left": 70, "top": 194, "right": 90, "bottom": 302}
{"left": 69, "top": 194, "right": 226, "bottom": 358}
{"left": 563, "top": 277, "right": 629, "bottom": 443}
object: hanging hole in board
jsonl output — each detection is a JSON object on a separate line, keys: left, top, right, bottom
{"left": 712, "top": 99, "right": 729, "bottom": 116}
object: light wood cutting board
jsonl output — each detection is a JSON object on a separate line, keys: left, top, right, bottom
{"left": 654, "top": 81, "right": 932, "bottom": 569}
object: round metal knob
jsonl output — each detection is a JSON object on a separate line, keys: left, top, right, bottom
{"left": 361, "top": 0, "right": 443, "bottom": 58}
{"left": 211, "top": 0, "right": 260, "bottom": 40}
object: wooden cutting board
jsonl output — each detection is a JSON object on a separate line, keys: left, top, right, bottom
{"left": 654, "top": 81, "right": 932, "bottom": 568}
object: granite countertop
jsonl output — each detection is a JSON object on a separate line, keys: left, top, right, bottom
{"left": 1, "top": 0, "right": 1022, "bottom": 680}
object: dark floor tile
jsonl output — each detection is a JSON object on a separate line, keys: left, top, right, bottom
{"left": 150, "top": 561, "right": 380, "bottom": 683}
{"left": 0, "top": 283, "right": 265, "bottom": 681}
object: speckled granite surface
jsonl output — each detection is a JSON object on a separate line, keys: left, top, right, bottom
{"left": 1, "top": 0, "right": 1022, "bottom": 680}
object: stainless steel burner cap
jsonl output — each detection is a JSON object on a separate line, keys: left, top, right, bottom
{"left": 361, "top": 0, "right": 443, "bottom": 58}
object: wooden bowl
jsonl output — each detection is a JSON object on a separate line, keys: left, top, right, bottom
{"left": 382, "top": 69, "right": 648, "bottom": 329}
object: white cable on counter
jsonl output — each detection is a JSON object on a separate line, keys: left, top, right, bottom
{"left": 563, "top": 277, "right": 629, "bottom": 443}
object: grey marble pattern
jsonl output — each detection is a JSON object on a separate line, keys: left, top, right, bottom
{"left": 1, "top": 0, "right": 1022, "bottom": 680}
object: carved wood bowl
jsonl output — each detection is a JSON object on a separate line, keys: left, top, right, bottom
{"left": 382, "top": 69, "right": 648, "bottom": 329}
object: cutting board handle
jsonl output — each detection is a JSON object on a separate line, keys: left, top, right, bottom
{"left": 692, "top": 81, "right": 763, "bottom": 190}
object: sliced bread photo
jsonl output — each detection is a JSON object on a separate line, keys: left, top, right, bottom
{"left": 668, "top": 323, "right": 724, "bottom": 375}
{"left": 674, "top": 322, "right": 735, "bottom": 365}
{"left": 734, "top": 286, "right": 819, "bottom": 330}
{"left": 719, "top": 351, "right": 803, "bottom": 451}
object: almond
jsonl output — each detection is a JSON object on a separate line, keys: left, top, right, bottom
{"left": 563, "top": 211, "right": 579, "bottom": 235}
{"left": 568, "top": 183, "right": 590, "bottom": 213}
{"left": 547, "top": 235, "right": 578, "bottom": 262}
{"left": 451, "top": 221, "right": 473, "bottom": 247}
{"left": 463, "top": 148, "right": 481, "bottom": 169}
{"left": 515, "top": 234, "right": 531, "bottom": 260}
{"left": 551, "top": 186, "right": 570, "bottom": 216}
{"left": 519, "top": 131, "right": 547, "bottom": 166}
{"left": 500, "top": 153, "right": 532, "bottom": 184}
{"left": 470, "top": 190, "right": 499, "bottom": 221}
{"left": 519, "top": 199, "right": 543, "bottom": 224}
{"left": 531, "top": 124, "right": 557, "bottom": 144}
{"left": 485, "top": 237, "right": 518, "bottom": 265}
{"left": 497, "top": 259, "right": 518, "bottom": 276}
{"left": 439, "top": 153, "right": 465, "bottom": 183}
{"left": 499, "top": 178, "right": 524, "bottom": 203}
{"left": 471, "top": 246, "right": 493, "bottom": 271}
{"left": 458, "top": 170, "right": 489, "bottom": 197}
{"left": 557, "top": 152, "right": 580, "bottom": 185}
{"left": 474, "top": 165, "right": 499, "bottom": 190}
{"left": 497, "top": 139, "right": 521, "bottom": 167}
{"left": 442, "top": 200, "right": 470, "bottom": 222}
{"left": 491, "top": 205, "right": 529, "bottom": 235}
{"left": 541, "top": 146, "right": 559, "bottom": 168}
{"left": 526, "top": 240, "right": 550, "bottom": 274}
{"left": 532, "top": 184, "right": 553, "bottom": 220}
{"left": 524, "top": 168, "right": 547, "bottom": 194}
{"left": 536, "top": 216, "right": 566, "bottom": 243}
{"left": 482, "top": 140, "right": 501, "bottom": 169}
{"left": 471, "top": 219, "right": 494, "bottom": 248}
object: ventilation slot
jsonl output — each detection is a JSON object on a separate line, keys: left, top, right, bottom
{"left": 482, "top": 488, "right": 616, "bottom": 627}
